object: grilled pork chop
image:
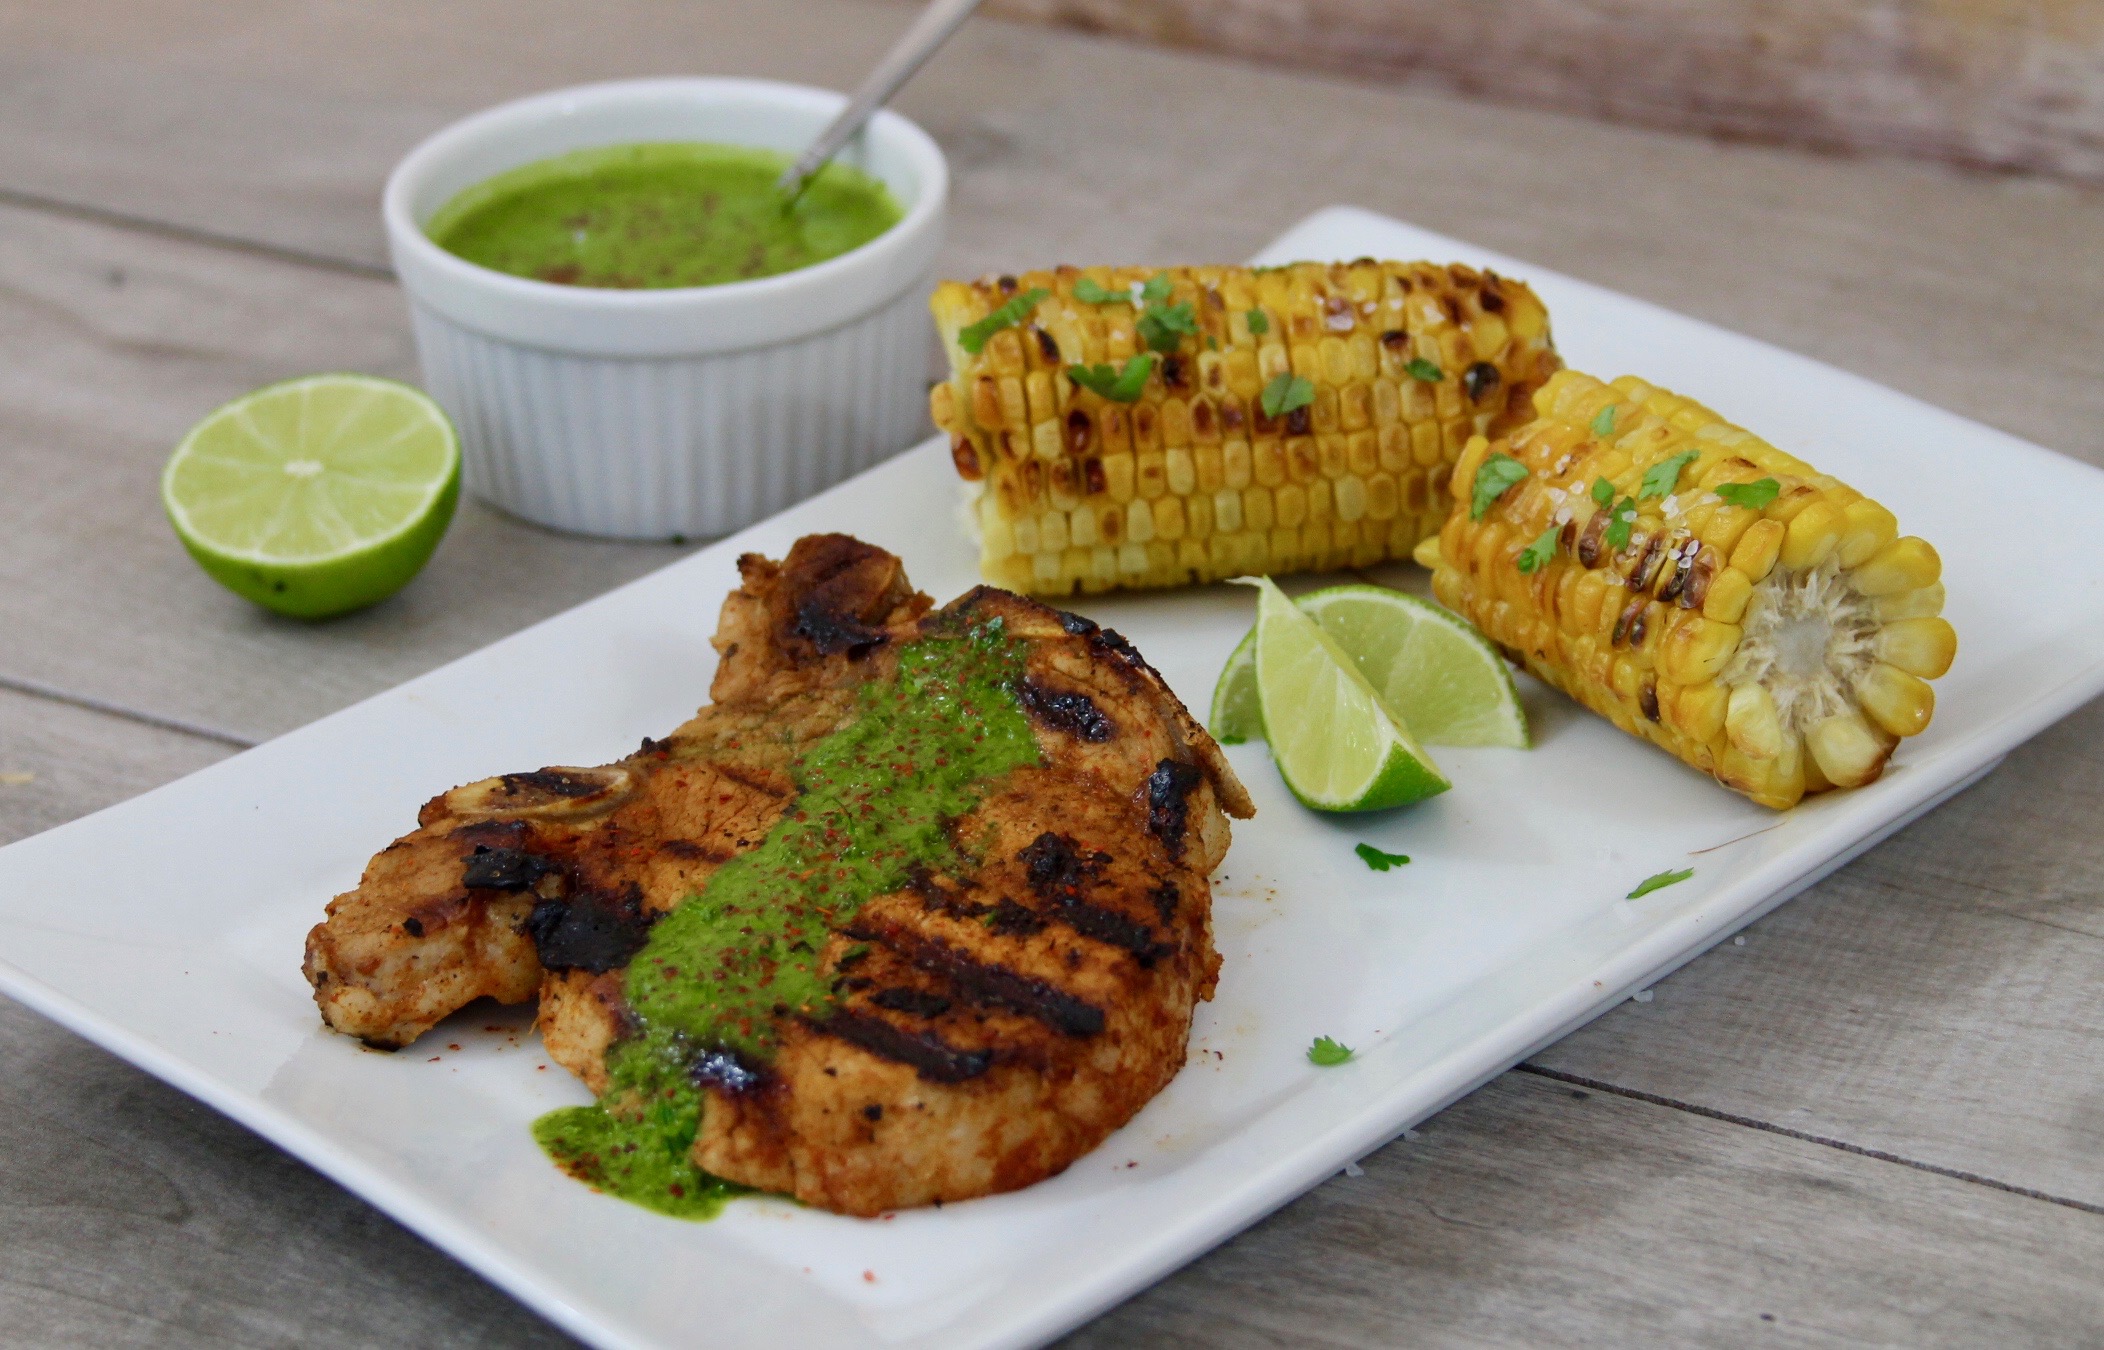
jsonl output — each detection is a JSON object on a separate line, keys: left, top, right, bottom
{"left": 304, "top": 534, "right": 1253, "bottom": 1216}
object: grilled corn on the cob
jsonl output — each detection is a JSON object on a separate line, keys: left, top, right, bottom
{"left": 929, "top": 262, "right": 1559, "bottom": 596}
{"left": 1429, "top": 370, "right": 1955, "bottom": 809}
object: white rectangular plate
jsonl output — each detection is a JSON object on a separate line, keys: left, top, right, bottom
{"left": 4, "top": 207, "right": 2101, "bottom": 1350}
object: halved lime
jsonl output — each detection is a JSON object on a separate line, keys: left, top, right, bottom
{"left": 161, "top": 374, "right": 461, "bottom": 619}
{"left": 1248, "top": 576, "right": 1451, "bottom": 812}
{"left": 1209, "top": 584, "right": 1526, "bottom": 749}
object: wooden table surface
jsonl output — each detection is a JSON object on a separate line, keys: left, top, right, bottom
{"left": 2, "top": 1, "right": 2101, "bottom": 1345}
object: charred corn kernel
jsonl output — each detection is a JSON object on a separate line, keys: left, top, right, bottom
{"left": 1432, "top": 369, "right": 1957, "bottom": 809}
{"left": 1858, "top": 663, "right": 1935, "bottom": 738}
{"left": 1807, "top": 711, "right": 1894, "bottom": 788}
{"left": 930, "top": 262, "right": 1558, "bottom": 595}
{"left": 1853, "top": 536, "right": 1940, "bottom": 596}
{"left": 1878, "top": 616, "right": 1958, "bottom": 678}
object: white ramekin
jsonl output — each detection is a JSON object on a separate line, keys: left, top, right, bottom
{"left": 383, "top": 78, "right": 947, "bottom": 539}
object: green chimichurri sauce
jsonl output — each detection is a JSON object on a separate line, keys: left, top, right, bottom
{"left": 424, "top": 141, "right": 903, "bottom": 289}
{"left": 535, "top": 618, "right": 1041, "bottom": 1216}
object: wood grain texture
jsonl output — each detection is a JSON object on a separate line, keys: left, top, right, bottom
{"left": 1534, "top": 692, "right": 2104, "bottom": 1209}
{"left": 0, "top": 201, "right": 687, "bottom": 742}
{"left": 982, "top": 0, "right": 2104, "bottom": 183}
{"left": 1063, "top": 1072, "right": 2104, "bottom": 1348}
{"left": 0, "top": 689, "right": 229, "bottom": 847}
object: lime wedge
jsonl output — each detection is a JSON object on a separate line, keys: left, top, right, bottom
{"left": 161, "top": 374, "right": 461, "bottom": 619}
{"left": 1209, "top": 583, "right": 1526, "bottom": 749}
{"left": 1248, "top": 576, "right": 1451, "bottom": 812}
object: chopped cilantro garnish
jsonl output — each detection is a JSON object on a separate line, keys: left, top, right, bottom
{"left": 1260, "top": 372, "right": 1315, "bottom": 419}
{"left": 1355, "top": 843, "right": 1410, "bottom": 871}
{"left": 1627, "top": 867, "right": 1694, "bottom": 899}
{"left": 1591, "top": 476, "right": 1616, "bottom": 506}
{"left": 1139, "top": 272, "right": 1174, "bottom": 306}
{"left": 1136, "top": 300, "right": 1198, "bottom": 354}
{"left": 1469, "top": 453, "right": 1529, "bottom": 520}
{"left": 1068, "top": 353, "right": 1156, "bottom": 402}
{"left": 1404, "top": 357, "right": 1443, "bottom": 383}
{"left": 1591, "top": 405, "right": 1617, "bottom": 437}
{"left": 1639, "top": 449, "right": 1700, "bottom": 500}
{"left": 1308, "top": 1036, "right": 1354, "bottom": 1066}
{"left": 1517, "top": 525, "right": 1559, "bottom": 574}
{"left": 1246, "top": 308, "right": 1269, "bottom": 336}
{"left": 1207, "top": 335, "right": 1218, "bottom": 351}
{"left": 1072, "top": 277, "right": 1124, "bottom": 305}
{"left": 1715, "top": 477, "right": 1780, "bottom": 510}
{"left": 957, "top": 287, "right": 1049, "bottom": 354}
{"left": 1603, "top": 496, "right": 1639, "bottom": 551}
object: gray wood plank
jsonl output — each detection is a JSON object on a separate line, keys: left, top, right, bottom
{"left": 1064, "top": 1071, "right": 2104, "bottom": 1349}
{"left": 0, "top": 688, "right": 229, "bottom": 848}
{"left": 1532, "top": 690, "right": 2104, "bottom": 1210}
{"left": 0, "top": 201, "right": 686, "bottom": 742}
{"left": 984, "top": 0, "right": 2104, "bottom": 183}
{"left": 0, "top": 0, "right": 2099, "bottom": 458}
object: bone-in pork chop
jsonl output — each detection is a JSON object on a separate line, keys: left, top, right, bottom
{"left": 303, "top": 534, "right": 1252, "bottom": 1217}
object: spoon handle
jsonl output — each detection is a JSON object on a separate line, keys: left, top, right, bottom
{"left": 777, "top": 0, "right": 986, "bottom": 196}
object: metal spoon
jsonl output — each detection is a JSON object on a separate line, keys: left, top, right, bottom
{"left": 776, "top": 0, "right": 987, "bottom": 199}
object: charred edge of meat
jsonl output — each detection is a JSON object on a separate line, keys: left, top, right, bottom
{"left": 1018, "top": 832, "right": 1170, "bottom": 966}
{"left": 525, "top": 884, "right": 654, "bottom": 973}
{"left": 863, "top": 924, "right": 1105, "bottom": 1037}
{"left": 500, "top": 769, "right": 604, "bottom": 799}
{"left": 871, "top": 988, "right": 953, "bottom": 1017}
{"left": 810, "top": 1010, "right": 993, "bottom": 1083}
{"left": 792, "top": 597, "right": 887, "bottom": 656}
{"left": 450, "top": 819, "right": 527, "bottom": 849}
{"left": 689, "top": 1047, "right": 765, "bottom": 1095}
{"left": 1018, "top": 677, "right": 1116, "bottom": 742}
{"left": 462, "top": 845, "right": 557, "bottom": 891}
{"left": 1145, "top": 759, "right": 1204, "bottom": 858}
{"left": 1054, "top": 609, "right": 1098, "bottom": 637}
{"left": 1150, "top": 881, "right": 1179, "bottom": 923}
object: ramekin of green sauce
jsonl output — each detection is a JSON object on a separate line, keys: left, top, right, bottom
{"left": 383, "top": 79, "right": 947, "bottom": 539}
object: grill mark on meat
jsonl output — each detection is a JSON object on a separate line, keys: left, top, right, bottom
{"left": 689, "top": 1047, "right": 765, "bottom": 1094}
{"left": 858, "top": 924, "right": 1105, "bottom": 1037}
{"left": 462, "top": 845, "right": 557, "bottom": 891}
{"left": 1018, "top": 832, "right": 1170, "bottom": 966}
{"left": 906, "top": 867, "right": 1049, "bottom": 937}
{"left": 525, "top": 883, "right": 654, "bottom": 973}
{"left": 659, "top": 838, "right": 735, "bottom": 863}
{"left": 871, "top": 988, "right": 953, "bottom": 1017}
{"left": 811, "top": 1009, "right": 993, "bottom": 1082}
{"left": 710, "top": 762, "right": 791, "bottom": 799}
{"left": 449, "top": 820, "right": 528, "bottom": 849}
{"left": 1018, "top": 678, "right": 1116, "bottom": 742}
{"left": 1150, "top": 881, "right": 1179, "bottom": 923}
{"left": 499, "top": 769, "right": 604, "bottom": 799}
{"left": 1145, "top": 759, "right": 1204, "bottom": 858}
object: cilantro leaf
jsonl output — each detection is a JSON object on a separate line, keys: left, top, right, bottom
{"left": 1136, "top": 300, "right": 1198, "bottom": 354}
{"left": 1260, "top": 372, "right": 1316, "bottom": 419}
{"left": 1140, "top": 272, "right": 1175, "bottom": 306}
{"left": 1603, "top": 497, "right": 1638, "bottom": 552}
{"left": 1067, "top": 353, "right": 1156, "bottom": 402}
{"left": 957, "top": 287, "right": 1050, "bottom": 354}
{"left": 1246, "top": 308, "right": 1269, "bottom": 336}
{"left": 1715, "top": 477, "right": 1780, "bottom": 510}
{"left": 1591, "top": 476, "right": 1616, "bottom": 506}
{"left": 1206, "top": 335, "right": 1219, "bottom": 351}
{"left": 1639, "top": 449, "right": 1700, "bottom": 500}
{"left": 1072, "top": 277, "right": 1124, "bottom": 305}
{"left": 1404, "top": 357, "right": 1443, "bottom": 383}
{"left": 1308, "top": 1036, "right": 1354, "bottom": 1066}
{"left": 1592, "top": 404, "right": 1617, "bottom": 437}
{"left": 1355, "top": 843, "right": 1410, "bottom": 871}
{"left": 1627, "top": 867, "right": 1694, "bottom": 899}
{"left": 1469, "top": 453, "right": 1529, "bottom": 520}
{"left": 1517, "top": 525, "right": 1559, "bottom": 574}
